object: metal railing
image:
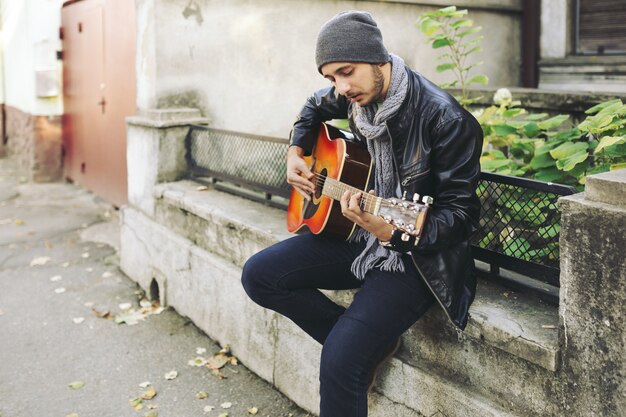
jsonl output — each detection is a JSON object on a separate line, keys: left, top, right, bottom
{"left": 185, "top": 125, "right": 577, "bottom": 302}
{"left": 471, "top": 172, "right": 576, "bottom": 303}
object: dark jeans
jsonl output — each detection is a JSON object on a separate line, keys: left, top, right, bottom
{"left": 241, "top": 233, "right": 435, "bottom": 417}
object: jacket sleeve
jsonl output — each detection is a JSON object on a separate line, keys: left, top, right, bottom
{"left": 390, "top": 114, "right": 483, "bottom": 253}
{"left": 289, "top": 86, "right": 350, "bottom": 155}
{"left": 417, "top": 114, "right": 483, "bottom": 251}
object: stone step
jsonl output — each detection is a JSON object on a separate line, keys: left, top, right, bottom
{"left": 121, "top": 180, "right": 565, "bottom": 416}
{"left": 584, "top": 168, "right": 626, "bottom": 209}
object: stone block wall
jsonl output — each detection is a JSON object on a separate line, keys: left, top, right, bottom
{"left": 4, "top": 105, "right": 62, "bottom": 182}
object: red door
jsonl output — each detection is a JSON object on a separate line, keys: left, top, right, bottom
{"left": 62, "top": 0, "right": 136, "bottom": 206}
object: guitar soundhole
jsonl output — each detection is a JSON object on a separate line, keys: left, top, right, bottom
{"left": 315, "top": 168, "right": 327, "bottom": 200}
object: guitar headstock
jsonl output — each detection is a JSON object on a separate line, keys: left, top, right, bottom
{"left": 378, "top": 193, "right": 433, "bottom": 244}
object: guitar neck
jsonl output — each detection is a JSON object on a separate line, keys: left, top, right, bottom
{"left": 321, "top": 177, "right": 381, "bottom": 216}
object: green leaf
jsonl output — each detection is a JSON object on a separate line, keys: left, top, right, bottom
{"left": 481, "top": 159, "right": 511, "bottom": 171}
{"left": 602, "top": 142, "right": 626, "bottom": 157}
{"left": 503, "top": 238, "right": 531, "bottom": 258}
{"left": 534, "top": 167, "right": 567, "bottom": 183}
{"left": 594, "top": 136, "right": 626, "bottom": 153}
{"left": 556, "top": 151, "right": 589, "bottom": 171}
{"left": 439, "top": 5, "right": 458, "bottom": 13}
{"left": 523, "top": 122, "right": 541, "bottom": 138}
{"left": 458, "top": 26, "right": 482, "bottom": 37}
{"left": 432, "top": 37, "right": 453, "bottom": 48}
{"left": 492, "top": 124, "right": 518, "bottom": 136}
{"left": 419, "top": 18, "right": 441, "bottom": 36}
{"left": 503, "top": 108, "right": 525, "bottom": 118}
{"left": 466, "top": 74, "right": 489, "bottom": 85}
{"left": 585, "top": 99, "right": 622, "bottom": 115}
{"left": 436, "top": 63, "right": 456, "bottom": 73}
{"left": 611, "top": 162, "right": 626, "bottom": 170}
{"left": 462, "top": 46, "right": 482, "bottom": 57}
{"left": 537, "top": 114, "right": 570, "bottom": 130}
{"left": 451, "top": 19, "right": 473, "bottom": 29}
{"left": 525, "top": 113, "right": 549, "bottom": 121}
{"left": 550, "top": 142, "right": 589, "bottom": 160}
{"left": 530, "top": 152, "right": 556, "bottom": 169}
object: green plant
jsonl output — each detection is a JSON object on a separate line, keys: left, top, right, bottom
{"left": 476, "top": 90, "right": 626, "bottom": 189}
{"left": 416, "top": 5, "right": 488, "bottom": 106}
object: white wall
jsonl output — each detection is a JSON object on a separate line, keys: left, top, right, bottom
{"left": 137, "top": 0, "right": 522, "bottom": 138}
{"left": 1, "top": 0, "right": 64, "bottom": 116}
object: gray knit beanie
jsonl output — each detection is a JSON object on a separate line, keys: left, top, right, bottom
{"left": 315, "top": 11, "right": 390, "bottom": 73}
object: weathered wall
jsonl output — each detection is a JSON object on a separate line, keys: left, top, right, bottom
{"left": 136, "top": 0, "right": 523, "bottom": 138}
{"left": 5, "top": 105, "right": 62, "bottom": 182}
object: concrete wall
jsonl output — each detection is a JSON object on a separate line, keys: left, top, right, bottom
{"left": 136, "top": 0, "right": 522, "bottom": 138}
{"left": 0, "top": 0, "right": 64, "bottom": 180}
{"left": 1, "top": 0, "right": 63, "bottom": 116}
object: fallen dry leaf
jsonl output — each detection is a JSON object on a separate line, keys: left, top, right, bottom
{"left": 207, "top": 353, "right": 230, "bottom": 370}
{"left": 164, "top": 370, "right": 178, "bottom": 380}
{"left": 68, "top": 381, "right": 85, "bottom": 390}
{"left": 114, "top": 309, "right": 146, "bottom": 325}
{"left": 14, "top": 219, "right": 24, "bottom": 225}
{"left": 196, "top": 391, "right": 209, "bottom": 400}
{"left": 72, "top": 317, "right": 85, "bottom": 324}
{"left": 196, "top": 347, "right": 207, "bottom": 355}
{"left": 91, "top": 307, "right": 112, "bottom": 320}
{"left": 139, "top": 381, "right": 151, "bottom": 388}
{"left": 248, "top": 407, "right": 259, "bottom": 415}
{"left": 203, "top": 405, "right": 215, "bottom": 413}
{"left": 144, "top": 411, "right": 158, "bottom": 417}
{"left": 54, "top": 287, "right": 66, "bottom": 294}
{"left": 220, "top": 402, "right": 232, "bottom": 409}
{"left": 50, "top": 275, "right": 62, "bottom": 282}
{"left": 30, "top": 256, "right": 51, "bottom": 266}
{"left": 196, "top": 185, "right": 209, "bottom": 191}
{"left": 119, "top": 302, "right": 132, "bottom": 310}
{"left": 129, "top": 397, "right": 143, "bottom": 410}
{"left": 189, "top": 357, "right": 207, "bottom": 367}
{"left": 141, "top": 386, "right": 157, "bottom": 400}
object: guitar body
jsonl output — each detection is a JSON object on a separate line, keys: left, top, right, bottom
{"left": 287, "top": 123, "right": 372, "bottom": 240}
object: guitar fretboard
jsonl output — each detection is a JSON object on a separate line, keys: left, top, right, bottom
{"left": 321, "top": 177, "right": 381, "bottom": 215}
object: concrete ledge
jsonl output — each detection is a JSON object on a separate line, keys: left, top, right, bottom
{"left": 584, "top": 169, "right": 626, "bottom": 209}
{"left": 120, "top": 179, "right": 567, "bottom": 416}
{"left": 154, "top": 180, "right": 560, "bottom": 371}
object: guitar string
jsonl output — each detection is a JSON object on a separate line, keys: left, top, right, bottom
{"left": 308, "top": 171, "right": 410, "bottom": 213}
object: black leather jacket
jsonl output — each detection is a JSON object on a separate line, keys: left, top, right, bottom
{"left": 289, "top": 66, "right": 484, "bottom": 330}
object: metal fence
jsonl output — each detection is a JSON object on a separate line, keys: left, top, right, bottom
{"left": 471, "top": 172, "right": 576, "bottom": 302}
{"left": 185, "top": 125, "right": 577, "bottom": 302}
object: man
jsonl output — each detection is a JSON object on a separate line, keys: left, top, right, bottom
{"left": 242, "top": 10, "right": 483, "bottom": 417}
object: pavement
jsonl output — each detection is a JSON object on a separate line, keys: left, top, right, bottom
{"left": 0, "top": 158, "right": 312, "bottom": 417}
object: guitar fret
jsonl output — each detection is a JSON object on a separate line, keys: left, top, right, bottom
{"left": 322, "top": 177, "right": 378, "bottom": 215}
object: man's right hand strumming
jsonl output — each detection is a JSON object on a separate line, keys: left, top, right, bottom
{"left": 286, "top": 146, "right": 316, "bottom": 201}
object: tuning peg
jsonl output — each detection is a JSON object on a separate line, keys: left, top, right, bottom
{"left": 412, "top": 193, "right": 420, "bottom": 203}
{"left": 422, "top": 195, "right": 433, "bottom": 205}
{"left": 401, "top": 233, "right": 411, "bottom": 242}
{"left": 390, "top": 198, "right": 398, "bottom": 205}
{"left": 402, "top": 191, "right": 407, "bottom": 200}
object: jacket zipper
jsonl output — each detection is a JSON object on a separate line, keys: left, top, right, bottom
{"left": 385, "top": 121, "right": 459, "bottom": 330}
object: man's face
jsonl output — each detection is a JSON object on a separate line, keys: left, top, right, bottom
{"left": 321, "top": 62, "right": 385, "bottom": 106}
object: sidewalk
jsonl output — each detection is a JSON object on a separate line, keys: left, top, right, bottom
{"left": 0, "top": 158, "right": 311, "bottom": 417}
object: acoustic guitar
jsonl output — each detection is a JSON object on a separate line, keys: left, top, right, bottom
{"left": 286, "top": 123, "right": 433, "bottom": 242}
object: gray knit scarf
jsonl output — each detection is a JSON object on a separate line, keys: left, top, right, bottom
{"left": 349, "top": 53, "right": 409, "bottom": 280}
